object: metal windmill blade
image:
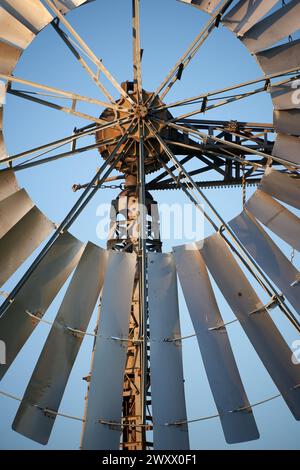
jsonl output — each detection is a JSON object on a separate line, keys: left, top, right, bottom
{"left": 0, "top": 0, "right": 300, "bottom": 452}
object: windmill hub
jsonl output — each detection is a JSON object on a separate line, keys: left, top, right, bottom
{"left": 133, "top": 103, "right": 148, "bottom": 119}
{"left": 95, "top": 83, "right": 176, "bottom": 175}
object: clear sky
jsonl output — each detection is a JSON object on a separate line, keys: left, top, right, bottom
{"left": 0, "top": 0, "right": 300, "bottom": 450}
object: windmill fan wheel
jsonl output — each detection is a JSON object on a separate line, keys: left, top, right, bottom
{"left": 0, "top": 0, "right": 300, "bottom": 452}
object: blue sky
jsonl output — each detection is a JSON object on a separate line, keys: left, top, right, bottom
{"left": 0, "top": 0, "right": 300, "bottom": 450}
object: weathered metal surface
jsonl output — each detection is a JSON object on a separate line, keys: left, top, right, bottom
{"left": 229, "top": 210, "right": 300, "bottom": 316}
{"left": 0, "top": 107, "right": 5, "bottom": 161}
{"left": 0, "top": 189, "right": 34, "bottom": 239}
{"left": 0, "top": 206, "right": 53, "bottom": 287}
{"left": 179, "top": 0, "right": 221, "bottom": 13}
{"left": 259, "top": 168, "right": 300, "bottom": 210}
{"left": 246, "top": 190, "right": 300, "bottom": 252}
{"left": 52, "top": 0, "right": 90, "bottom": 15}
{"left": 270, "top": 83, "right": 300, "bottom": 111}
{"left": 12, "top": 243, "right": 107, "bottom": 445}
{"left": 256, "top": 39, "right": 300, "bottom": 75}
{"left": 0, "top": 169, "right": 18, "bottom": 201}
{"left": 0, "top": 7, "right": 35, "bottom": 49}
{"left": 0, "top": 232, "right": 84, "bottom": 380}
{"left": 1, "top": 0, "right": 53, "bottom": 33}
{"left": 223, "top": 0, "right": 277, "bottom": 37}
{"left": 200, "top": 233, "right": 300, "bottom": 420}
{"left": 272, "top": 133, "right": 300, "bottom": 165}
{"left": 241, "top": 1, "right": 300, "bottom": 53}
{"left": 274, "top": 110, "right": 300, "bottom": 137}
{"left": 0, "top": 39, "right": 21, "bottom": 74}
{"left": 81, "top": 251, "right": 136, "bottom": 450}
{"left": 148, "top": 252, "right": 189, "bottom": 450}
{"left": 174, "top": 244, "right": 259, "bottom": 444}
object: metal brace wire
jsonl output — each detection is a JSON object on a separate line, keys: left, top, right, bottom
{"left": 25, "top": 310, "right": 96, "bottom": 337}
{"left": 0, "top": 389, "right": 288, "bottom": 427}
{"left": 166, "top": 393, "right": 282, "bottom": 426}
{"left": 162, "top": 296, "right": 283, "bottom": 342}
{"left": 25, "top": 311, "right": 144, "bottom": 343}
{"left": 162, "top": 318, "right": 238, "bottom": 343}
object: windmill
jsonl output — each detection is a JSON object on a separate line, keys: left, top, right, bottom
{"left": 0, "top": 0, "right": 300, "bottom": 451}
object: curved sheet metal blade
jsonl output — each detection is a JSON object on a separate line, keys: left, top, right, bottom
{"left": 223, "top": 0, "right": 278, "bottom": 37}
{"left": 274, "top": 111, "right": 300, "bottom": 137}
{"left": 0, "top": 231, "right": 84, "bottom": 381}
{"left": 0, "top": 188, "right": 34, "bottom": 239}
{"left": 81, "top": 251, "right": 136, "bottom": 450}
{"left": 0, "top": 39, "right": 21, "bottom": 74}
{"left": 12, "top": 242, "right": 108, "bottom": 445}
{"left": 0, "top": 169, "right": 19, "bottom": 201}
{"left": 148, "top": 252, "right": 190, "bottom": 450}
{"left": 246, "top": 190, "right": 300, "bottom": 252}
{"left": 173, "top": 245, "right": 259, "bottom": 444}
{"left": 0, "top": 206, "right": 54, "bottom": 287}
{"left": 1, "top": 0, "right": 53, "bottom": 34}
{"left": 52, "top": 0, "right": 90, "bottom": 15}
{"left": 200, "top": 233, "right": 300, "bottom": 420}
{"left": 270, "top": 83, "right": 300, "bottom": 111}
{"left": 255, "top": 39, "right": 300, "bottom": 75}
{"left": 273, "top": 133, "right": 300, "bottom": 166}
{"left": 259, "top": 168, "right": 300, "bottom": 210}
{"left": 0, "top": 128, "right": 5, "bottom": 161}
{"left": 241, "top": 0, "right": 300, "bottom": 54}
{"left": 229, "top": 210, "right": 300, "bottom": 316}
{"left": 0, "top": 107, "right": 6, "bottom": 162}
{"left": 178, "top": 0, "right": 221, "bottom": 13}
{"left": 0, "top": 8, "right": 35, "bottom": 49}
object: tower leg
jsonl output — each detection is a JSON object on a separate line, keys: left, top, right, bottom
{"left": 107, "top": 175, "right": 161, "bottom": 450}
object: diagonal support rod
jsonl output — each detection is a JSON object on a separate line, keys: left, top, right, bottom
{"left": 0, "top": 118, "right": 129, "bottom": 166}
{"left": 4, "top": 136, "right": 124, "bottom": 173}
{"left": 0, "top": 73, "right": 124, "bottom": 110}
{"left": 51, "top": 19, "right": 115, "bottom": 104}
{"left": 152, "top": 69, "right": 300, "bottom": 112}
{"left": 162, "top": 120, "right": 300, "bottom": 169}
{"left": 163, "top": 138, "right": 264, "bottom": 170}
{"left": 7, "top": 88, "right": 107, "bottom": 126}
{"left": 170, "top": 74, "right": 300, "bottom": 121}
{"left": 149, "top": 0, "right": 233, "bottom": 105}
{"left": 44, "top": 0, "right": 134, "bottom": 105}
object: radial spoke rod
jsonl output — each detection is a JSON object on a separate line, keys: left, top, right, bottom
{"left": 51, "top": 19, "right": 115, "bottom": 104}
{"left": 44, "top": 0, "right": 134, "bottom": 105}
{"left": 7, "top": 88, "right": 107, "bottom": 126}
{"left": 152, "top": 69, "right": 300, "bottom": 112}
{"left": 132, "top": 0, "right": 143, "bottom": 103}
{"left": 149, "top": 0, "right": 233, "bottom": 105}
{"left": 0, "top": 118, "right": 131, "bottom": 166}
{"left": 170, "top": 75, "right": 300, "bottom": 120}
{"left": 0, "top": 73, "right": 123, "bottom": 110}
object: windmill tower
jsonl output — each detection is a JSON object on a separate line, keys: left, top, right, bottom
{"left": 0, "top": 0, "right": 300, "bottom": 451}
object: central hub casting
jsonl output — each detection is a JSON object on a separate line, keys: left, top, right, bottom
{"left": 96, "top": 82, "right": 177, "bottom": 175}
{"left": 134, "top": 103, "right": 148, "bottom": 119}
